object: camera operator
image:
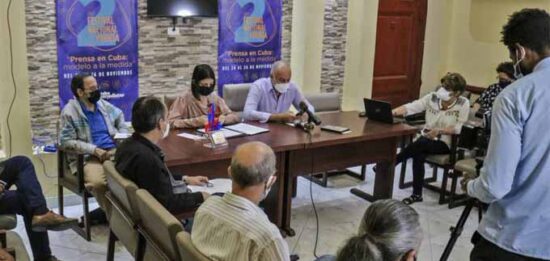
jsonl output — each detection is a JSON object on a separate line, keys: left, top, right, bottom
{"left": 461, "top": 9, "right": 550, "bottom": 261}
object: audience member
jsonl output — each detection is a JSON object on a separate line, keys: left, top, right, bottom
{"left": 317, "top": 199, "right": 422, "bottom": 261}
{"left": 192, "top": 141, "right": 290, "bottom": 261}
{"left": 115, "top": 96, "right": 209, "bottom": 215}
{"left": 243, "top": 61, "right": 314, "bottom": 123}
{"left": 59, "top": 73, "right": 128, "bottom": 223}
{"left": 168, "top": 64, "right": 240, "bottom": 128}
{"left": 392, "top": 73, "right": 469, "bottom": 205}
{"left": 0, "top": 156, "right": 77, "bottom": 261}
{"left": 463, "top": 8, "right": 550, "bottom": 260}
{"left": 472, "top": 62, "right": 515, "bottom": 115}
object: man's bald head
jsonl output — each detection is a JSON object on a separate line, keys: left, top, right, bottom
{"left": 230, "top": 142, "right": 276, "bottom": 188}
{"left": 270, "top": 61, "right": 291, "bottom": 84}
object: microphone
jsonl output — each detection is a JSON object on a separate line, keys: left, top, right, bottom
{"left": 299, "top": 101, "right": 322, "bottom": 126}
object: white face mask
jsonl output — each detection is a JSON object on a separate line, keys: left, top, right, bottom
{"left": 274, "top": 83, "right": 290, "bottom": 93}
{"left": 162, "top": 122, "right": 170, "bottom": 139}
{"left": 513, "top": 47, "right": 525, "bottom": 79}
{"left": 260, "top": 176, "right": 275, "bottom": 202}
{"left": 436, "top": 87, "right": 452, "bottom": 101}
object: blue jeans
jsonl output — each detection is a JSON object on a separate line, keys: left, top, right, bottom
{"left": 0, "top": 156, "right": 52, "bottom": 260}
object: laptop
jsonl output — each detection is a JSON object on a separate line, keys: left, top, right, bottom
{"left": 364, "top": 98, "right": 406, "bottom": 124}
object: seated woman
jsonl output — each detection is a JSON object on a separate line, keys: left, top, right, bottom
{"left": 472, "top": 62, "right": 515, "bottom": 115}
{"left": 168, "top": 64, "right": 240, "bottom": 128}
{"left": 316, "top": 199, "right": 422, "bottom": 261}
{"left": 392, "top": 72, "right": 470, "bottom": 205}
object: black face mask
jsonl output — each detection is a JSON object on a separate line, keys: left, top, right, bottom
{"left": 87, "top": 90, "right": 101, "bottom": 104}
{"left": 498, "top": 80, "right": 512, "bottom": 88}
{"left": 197, "top": 86, "right": 215, "bottom": 96}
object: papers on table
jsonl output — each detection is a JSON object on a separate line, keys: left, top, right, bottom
{"left": 195, "top": 123, "right": 270, "bottom": 139}
{"left": 177, "top": 132, "right": 206, "bottom": 140}
{"left": 188, "top": 178, "right": 232, "bottom": 194}
{"left": 224, "top": 123, "right": 269, "bottom": 135}
{"left": 114, "top": 132, "right": 132, "bottom": 139}
{"left": 196, "top": 128, "right": 244, "bottom": 138}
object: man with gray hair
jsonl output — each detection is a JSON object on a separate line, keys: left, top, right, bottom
{"left": 243, "top": 60, "right": 314, "bottom": 123}
{"left": 191, "top": 141, "right": 290, "bottom": 261}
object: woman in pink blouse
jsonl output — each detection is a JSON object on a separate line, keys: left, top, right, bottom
{"left": 168, "top": 64, "right": 240, "bottom": 128}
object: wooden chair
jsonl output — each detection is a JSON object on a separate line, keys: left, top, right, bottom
{"left": 422, "top": 135, "right": 464, "bottom": 205}
{"left": 104, "top": 161, "right": 143, "bottom": 261}
{"left": 175, "top": 231, "right": 211, "bottom": 261}
{"left": 135, "top": 189, "right": 184, "bottom": 261}
{"left": 57, "top": 149, "right": 92, "bottom": 241}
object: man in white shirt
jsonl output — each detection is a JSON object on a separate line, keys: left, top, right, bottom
{"left": 191, "top": 141, "right": 290, "bottom": 261}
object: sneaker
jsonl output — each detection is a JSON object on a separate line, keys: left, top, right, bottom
{"left": 402, "top": 194, "right": 423, "bottom": 205}
{"left": 31, "top": 211, "right": 78, "bottom": 232}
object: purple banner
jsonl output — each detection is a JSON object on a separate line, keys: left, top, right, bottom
{"left": 56, "top": 0, "right": 139, "bottom": 119}
{"left": 218, "top": 0, "right": 282, "bottom": 96}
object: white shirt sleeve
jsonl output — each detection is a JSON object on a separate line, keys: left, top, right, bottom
{"left": 404, "top": 93, "right": 432, "bottom": 116}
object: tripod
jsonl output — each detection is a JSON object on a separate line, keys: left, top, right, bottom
{"left": 440, "top": 158, "right": 486, "bottom": 261}
{"left": 440, "top": 197, "right": 484, "bottom": 261}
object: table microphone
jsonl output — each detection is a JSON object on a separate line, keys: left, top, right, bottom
{"left": 299, "top": 101, "right": 322, "bottom": 125}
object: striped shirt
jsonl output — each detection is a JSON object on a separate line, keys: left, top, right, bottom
{"left": 192, "top": 193, "right": 290, "bottom": 261}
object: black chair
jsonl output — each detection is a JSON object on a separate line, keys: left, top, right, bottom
{"left": 57, "top": 149, "right": 93, "bottom": 241}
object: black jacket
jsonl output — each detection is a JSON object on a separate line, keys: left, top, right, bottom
{"left": 115, "top": 133, "right": 204, "bottom": 214}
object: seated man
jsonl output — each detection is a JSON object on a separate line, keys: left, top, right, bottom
{"left": 472, "top": 62, "right": 515, "bottom": 115}
{"left": 317, "top": 199, "right": 422, "bottom": 261}
{"left": 243, "top": 61, "right": 314, "bottom": 123}
{"left": 0, "top": 156, "right": 78, "bottom": 261}
{"left": 192, "top": 141, "right": 290, "bottom": 261}
{"left": 115, "top": 96, "right": 209, "bottom": 215}
{"left": 59, "top": 73, "right": 128, "bottom": 223}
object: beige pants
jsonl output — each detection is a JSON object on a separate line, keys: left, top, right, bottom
{"left": 84, "top": 157, "right": 110, "bottom": 216}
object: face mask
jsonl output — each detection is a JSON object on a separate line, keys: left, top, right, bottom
{"left": 436, "top": 87, "right": 452, "bottom": 101}
{"left": 513, "top": 47, "right": 525, "bottom": 79}
{"left": 162, "top": 122, "right": 170, "bottom": 139}
{"left": 198, "top": 86, "right": 215, "bottom": 96}
{"left": 274, "top": 83, "right": 290, "bottom": 93}
{"left": 87, "top": 90, "right": 101, "bottom": 104}
{"left": 260, "top": 176, "right": 274, "bottom": 202}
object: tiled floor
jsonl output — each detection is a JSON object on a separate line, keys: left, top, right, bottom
{"left": 10, "top": 163, "right": 479, "bottom": 261}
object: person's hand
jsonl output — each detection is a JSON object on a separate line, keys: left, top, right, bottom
{"left": 201, "top": 192, "right": 211, "bottom": 201}
{"left": 218, "top": 115, "right": 226, "bottom": 124}
{"left": 460, "top": 171, "right": 477, "bottom": 195}
{"left": 277, "top": 112, "right": 298, "bottom": 123}
{"left": 93, "top": 148, "right": 108, "bottom": 162}
{"left": 197, "top": 115, "right": 209, "bottom": 125}
{"left": 426, "top": 129, "right": 440, "bottom": 140}
{"left": 0, "top": 183, "right": 5, "bottom": 194}
{"left": 184, "top": 176, "right": 209, "bottom": 186}
{"left": 392, "top": 109, "right": 399, "bottom": 117}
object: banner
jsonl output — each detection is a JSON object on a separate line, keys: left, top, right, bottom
{"left": 56, "top": 0, "right": 139, "bottom": 119}
{"left": 218, "top": 0, "right": 282, "bottom": 95}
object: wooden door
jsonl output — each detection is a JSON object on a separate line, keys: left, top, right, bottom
{"left": 371, "top": 0, "right": 427, "bottom": 107}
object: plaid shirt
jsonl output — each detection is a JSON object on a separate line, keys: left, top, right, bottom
{"left": 59, "top": 99, "right": 128, "bottom": 173}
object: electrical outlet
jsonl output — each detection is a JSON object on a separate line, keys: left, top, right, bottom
{"left": 167, "top": 27, "right": 179, "bottom": 37}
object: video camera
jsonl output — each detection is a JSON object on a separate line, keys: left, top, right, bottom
{"left": 459, "top": 109, "right": 492, "bottom": 158}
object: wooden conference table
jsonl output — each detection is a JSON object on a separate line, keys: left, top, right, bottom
{"left": 158, "top": 111, "right": 417, "bottom": 236}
